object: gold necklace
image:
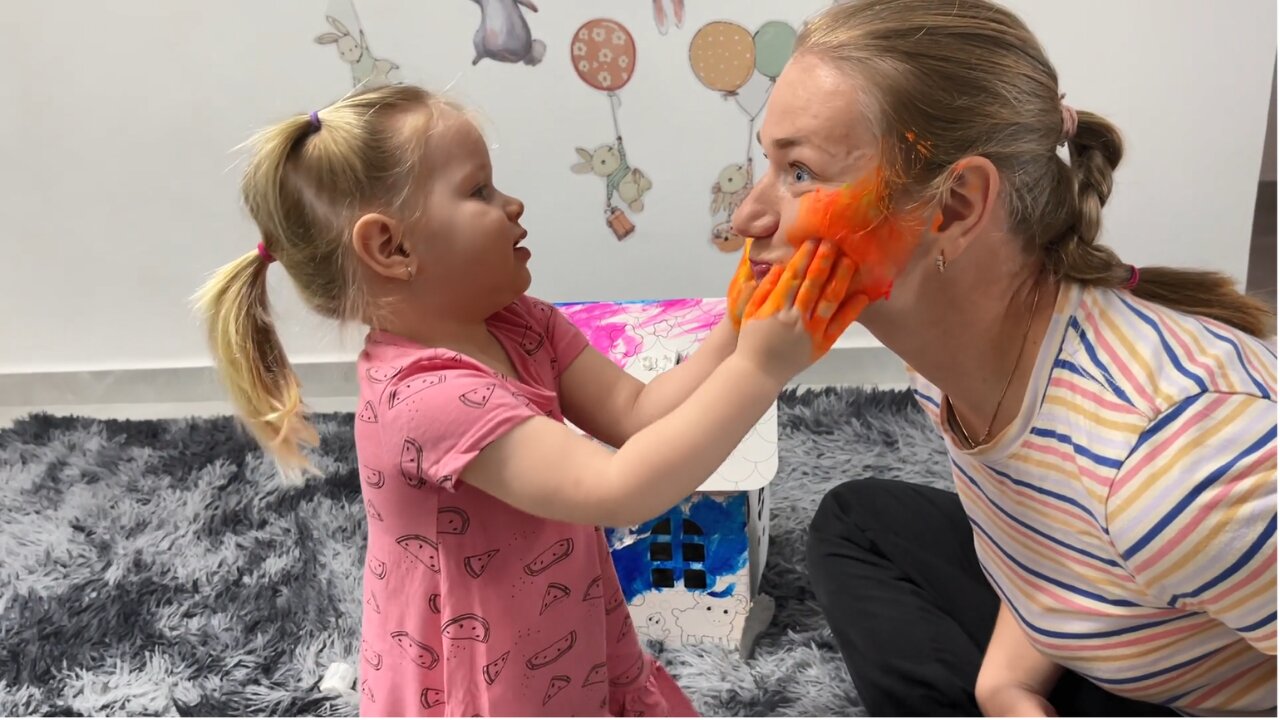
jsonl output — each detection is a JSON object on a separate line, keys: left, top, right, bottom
{"left": 950, "top": 279, "right": 1043, "bottom": 449}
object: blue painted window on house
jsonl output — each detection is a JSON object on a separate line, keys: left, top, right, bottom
{"left": 648, "top": 514, "right": 708, "bottom": 590}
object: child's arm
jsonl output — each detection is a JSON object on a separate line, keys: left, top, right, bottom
{"left": 559, "top": 245, "right": 755, "bottom": 448}
{"left": 466, "top": 240, "right": 860, "bottom": 528}
{"left": 558, "top": 318, "right": 737, "bottom": 448}
{"left": 467, "top": 347, "right": 785, "bottom": 527}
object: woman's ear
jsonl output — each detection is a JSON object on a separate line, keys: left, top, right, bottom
{"left": 351, "top": 212, "right": 415, "bottom": 280}
{"left": 930, "top": 156, "right": 1001, "bottom": 264}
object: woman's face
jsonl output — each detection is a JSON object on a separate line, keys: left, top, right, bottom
{"left": 733, "top": 54, "right": 936, "bottom": 308}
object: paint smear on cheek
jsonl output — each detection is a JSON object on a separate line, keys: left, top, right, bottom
{"left": 784, "top": 169, "right": 920, "bottom": 303}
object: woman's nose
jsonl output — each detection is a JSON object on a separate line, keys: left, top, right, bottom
{"left": 731, "top": 177, "right": 779, "bottom": 241}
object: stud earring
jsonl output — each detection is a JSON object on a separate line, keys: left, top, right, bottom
{"left": 935, "top": 250, "right": 947, "bottom": 274}
{"left": 404, "top": 265, "right": 415, "bottom": 281}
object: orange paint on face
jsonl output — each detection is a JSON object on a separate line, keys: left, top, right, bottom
{"left": 785, "top": 170, "right": 920, "bottom": 305}
{"left": 730, "top": 169, "right": 921, "bottom": 360}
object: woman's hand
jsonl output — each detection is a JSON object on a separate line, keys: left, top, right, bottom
{"left": 976, "top": 684, "right": 1057, "bottom": 717}
{"left": 976, "top": 604, "right": 1063, "bottom": 717}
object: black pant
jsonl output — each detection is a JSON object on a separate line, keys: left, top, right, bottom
{"left": 807, "top": 478, "right": 1178, "bottom": 717}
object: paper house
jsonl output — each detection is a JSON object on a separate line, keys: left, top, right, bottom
{"left": 557, "top": 298, "right": 778, "bottom": 657}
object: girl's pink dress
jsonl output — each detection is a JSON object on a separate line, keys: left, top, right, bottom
{"left": 353, "top": 295, "right": 698, "bottom": 717}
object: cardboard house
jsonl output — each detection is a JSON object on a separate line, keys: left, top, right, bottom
{"left": 557, "top": 298, "right": 778, "bottom": 657}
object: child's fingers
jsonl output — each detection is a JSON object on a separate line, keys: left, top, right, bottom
{"left": 726, "top": 239, "right": 756, "bottom": 327}
{"left": 731, "top": 238, "right": 754, "bottom": 287}
{"left": 815, "top": 293, "right": 870, "bottom": 357}
{"left": 777, "top": 240, "right": 819, "bottom": 309}
{"left": 814, "top": 256, "right": 857, "bottom": 322}
{"left": 752, "top": 240, "right": 817, "bottom": 319}
{"left": 744, "top": 264, "right": 783, "bottom": 319}
{"left": 794, "top": 242, "right": 838, "bottom": 318}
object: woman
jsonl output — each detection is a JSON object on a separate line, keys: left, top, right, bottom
{"left": 730, "top": 0, "right": 1277, "bottom": 716}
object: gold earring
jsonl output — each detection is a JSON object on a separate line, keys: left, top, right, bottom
{"left": 935, "top": 250, "right": 947, "bottom": 273}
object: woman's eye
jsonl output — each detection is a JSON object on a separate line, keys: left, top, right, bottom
{"left": 472, "top": 184, "right": 490, "bottom": 199}
{"left": 789, "top": 165, "right": 813, "bottom": 184}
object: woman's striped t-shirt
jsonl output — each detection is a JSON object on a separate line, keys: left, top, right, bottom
{"left": 909, "top": 281, "right": 1277, "bottom": 715}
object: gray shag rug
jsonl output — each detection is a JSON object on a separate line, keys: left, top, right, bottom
{"left": 0, "top": 387, "right": 951, "bottom": 717}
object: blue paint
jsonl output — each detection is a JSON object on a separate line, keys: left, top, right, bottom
{"left": 688, "top": 494, "right": 750, "bottom": 579}
{"left": 707, "top": 583, "right": 736, "bottom": 599}
{"left": 609, "top": 532, "right": 657, "bottom": 601}
{"left": 606, "top": 493, "right": 750, "bottom": 603}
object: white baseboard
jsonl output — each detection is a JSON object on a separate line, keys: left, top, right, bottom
{"left": 0, "top": 345, "right": 907, "bottom": 422}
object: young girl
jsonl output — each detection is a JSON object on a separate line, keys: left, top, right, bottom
{"left": 195, "top": 85, "right": 858, "bottom": 717}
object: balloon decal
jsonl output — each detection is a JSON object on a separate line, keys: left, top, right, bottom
{"left": 690, "top": 18, "right": 798, "bottom": 253}
{"left": 689, "top": 22, "right": 756, "bottom": 94}
{"left": 569, "top": 19, "right": 652, "bottom": 241}
{"left": 752, "top": 21, "right": 796, "bottom": 80}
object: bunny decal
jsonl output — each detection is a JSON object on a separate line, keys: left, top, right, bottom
{"left": 469, "top": 0, "right": 546, "bottom": 66}
{"left": 652, "top": 0, "right": 686, "bottom": 36}
{"left": 315, "top": 16, "right": 399, "bottom": 89}
{"left": 571, "top": 137, "right": 653, "bottom": 213}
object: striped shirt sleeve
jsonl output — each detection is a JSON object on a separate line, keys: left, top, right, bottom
{"left": 1106, "top": 392, "right": 1277, "bottom": 654}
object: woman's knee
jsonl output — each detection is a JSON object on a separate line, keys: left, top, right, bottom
{"left": 806, "top": 478, "right": 907, "bottom": 596}
{"left": 809, "top": 477, "right": 904, "bottom": 540}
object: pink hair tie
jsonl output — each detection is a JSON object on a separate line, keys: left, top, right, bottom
{"left": 256, "top": 242, "right": 276, "bottom": 264}
{"left": 1124, "top": 264, "right": 1140, "bottom": 290}
{"left": 1059, "top": 93, "right": 1078, "bottom": 147}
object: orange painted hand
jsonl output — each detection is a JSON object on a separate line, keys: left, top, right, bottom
{"left": 737, "top": 241, "right": 870, "bottom": 381}
{"left": 726, "top": 238, "right": 756, "bottom": 330}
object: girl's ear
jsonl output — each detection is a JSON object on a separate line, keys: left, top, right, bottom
{"left": 351, "top": 212, "right": 414, "bottom": 280}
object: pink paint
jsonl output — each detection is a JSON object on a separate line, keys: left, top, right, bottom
{"left": 558, "top": 299, "right": 725, "bottom": 363}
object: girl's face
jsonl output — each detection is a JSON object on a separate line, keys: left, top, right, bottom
{"left": 406, "top": 111, "right": 532, "bottom": 319}
{"left": 732, "top": 54, "right": 937, "bottom": 313}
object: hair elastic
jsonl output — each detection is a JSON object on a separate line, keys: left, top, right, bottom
{"left": 257, "top": 242, "right": 276, "bottom": 264}
{"left": 1124, "top": 264, "right": 1140, "bottom": 290}
{"left": 308, "top": 110, "right": 322, "bottom": 130}
{"left": 1059, "top": 93, "right": 1078, "bottom": 147}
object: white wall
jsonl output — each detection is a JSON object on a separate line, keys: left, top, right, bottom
{"left": 1261, "top": 66, "right": 1276, "bottom": 183}
{"left": 0, "top": 0, "right": 1274, "bottom": 375}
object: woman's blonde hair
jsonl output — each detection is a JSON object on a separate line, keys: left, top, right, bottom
{"left": 798, "top": 0, "right": 1273, "bottom": 337}
{"left": 194, "top": 84, "right": 458, "bottom": 478}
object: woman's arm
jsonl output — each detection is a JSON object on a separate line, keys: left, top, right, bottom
{"left": 1108, "top": 392, "right": 1277, "bottom": 655}
{"left": 975, "top": 603, "right": 1062, "bottom": 717}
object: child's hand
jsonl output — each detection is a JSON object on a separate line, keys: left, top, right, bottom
{"left": 735, "top": 240, "right": 860, "bottom": 382}
{"left": 726, "top": 238, "right": 756, "bottom": 330}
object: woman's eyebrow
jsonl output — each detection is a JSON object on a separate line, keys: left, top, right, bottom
{"left": 758, "top": 130, "right": 837, "bottom": 157}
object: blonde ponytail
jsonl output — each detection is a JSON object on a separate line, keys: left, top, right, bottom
{"left": 196, "top": 84, "right": 454, "bottom": 479}
{"left": 194, "top": 249, "right": 318, "bottom": 480}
